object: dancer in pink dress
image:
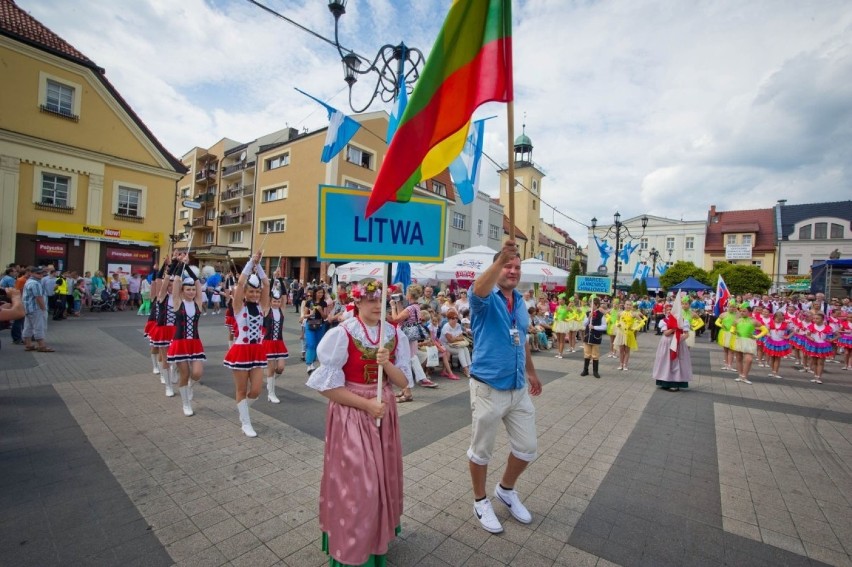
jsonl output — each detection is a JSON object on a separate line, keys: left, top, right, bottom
{"left": 306, "top": 280, "right": 411, "bottom": 567}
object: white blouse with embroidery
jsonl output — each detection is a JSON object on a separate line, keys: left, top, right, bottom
{"left": 305, "top": 317, "right": 412, "bottom": 392}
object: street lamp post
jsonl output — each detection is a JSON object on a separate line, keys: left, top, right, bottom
{"left": 327, "top": 0, "right": 424, "bottom": 113}
{"left": 648, "top": 247, "right": 661, "bottom": 277}
{"left": 591, "top": 212, "right": 648, "bottom": 294}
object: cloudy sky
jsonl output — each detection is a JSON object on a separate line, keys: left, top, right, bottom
{"left": 22, "top": 0, "right": 852, "bottom": 239}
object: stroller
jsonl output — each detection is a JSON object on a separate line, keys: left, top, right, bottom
{"left": 90, "top": 288, "right": 117, "bottom": 312}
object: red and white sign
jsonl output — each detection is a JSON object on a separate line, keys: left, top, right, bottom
{"left": 106, "top": 248, "right": 153, "bottom": 263}
{"left": 36, "top": 242, "right": 66, "bottom": 258}
{"left": 455, "top": 270, "right": 476, "bottom": 280}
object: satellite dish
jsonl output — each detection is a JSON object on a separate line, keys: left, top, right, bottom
{"left": 239, "top": 151, "right": 247, "bottom": 162}
{"left": 327, "top": 264, "right": 336, "bottom": 277}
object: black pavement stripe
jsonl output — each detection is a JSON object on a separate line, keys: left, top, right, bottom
{"left": 0, "top": 385, "right": 172, "bottom": 567}
{"left": 568, "top": 387, "right": 832, "bottom": 567}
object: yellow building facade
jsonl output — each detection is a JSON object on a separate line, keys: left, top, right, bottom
{"left": 0, "top": 1, "right": 185, "bottom": 273}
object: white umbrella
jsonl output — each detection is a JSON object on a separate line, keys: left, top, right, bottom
{"left": 425, "top": 245, "right": 498, "bottom": 281}
{"left": 334, "top": 261, "right": 435, "bottom": 283}
{"left": 520, "top": 258, "right": 570, "bottom": 285}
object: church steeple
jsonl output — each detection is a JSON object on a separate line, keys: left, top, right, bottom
{"left": 514, "top": 117, "right": 533, "bottom": 165}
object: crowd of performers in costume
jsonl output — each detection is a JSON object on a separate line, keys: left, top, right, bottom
{"left": 143, "top": 250, "right": 289, "bottom": 434}
{"left": 715, "top": 299, "right": 851, "bottom": 385}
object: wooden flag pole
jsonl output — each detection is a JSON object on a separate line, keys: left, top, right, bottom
{"left": 376, "top": 263, "right": 389, "bottom": 427}
{"left": 507, "top": 100, "right": 516, "bottom": 242}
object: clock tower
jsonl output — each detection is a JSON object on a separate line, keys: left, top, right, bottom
{"left": 499, "top": 123, "right": 545, "bottom": 259}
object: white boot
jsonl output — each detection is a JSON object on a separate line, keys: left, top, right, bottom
{"left": 267, "top": 376, "right": 280, "bottom": 404}
{"left": 164, "top": 377, "right": 175, "bottom": 397}
{"left": 179, "top": 386, "right": 194, "bottom": 416}
{"left": 169, "top": 364, "right": 179, "bottom": 384}
{"left": 187, "top": 378, "right": 194, "bottom": 401}
{"left": 151, "top": 354, "right": 160, "bottom": 375}
{"left": 237, "top": 399, "right": 257, "bottom": 437}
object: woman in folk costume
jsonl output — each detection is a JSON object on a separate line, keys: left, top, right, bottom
{"left": 652, "top": 297, "right": 692, "bottom": 391}
{"left": 306, "top": 280, "right": 411, "bottom": 567}
{"left": 791, "top": 311, "right": 812, "bottom": 374}
{"left": 262, "top": 289, "right": 289, "bottom": 404}
{"left": 731, "top": 303, "right": 768, "bottom": 385}
{"left": 614, "top": 305, "right": 638, "bottom": 371}
{"left": 223, "top": 250, "right": 270, "bottom": 437}
{"left": 753, "top": 305, "right": 772, "bottom": 369}
{"left": 566, "top": 298, "right": 585, "bottom": 353}
{"left": 150, "top": 255, "right": 181, "bottom": 397}
{"left": 804, "top": 311, "right": 833, "bottom": 384}
{"left": 715, "top": 302, "right": 739, "bottom": 372}
{"left": 551, "top": 294, "right": 570, "bottom": 359}
{"left": 762, "top": 310, "right": 792, "bottom": 379}
{"left": 834, "top": 311, "right": 852, "bottom": 370}
{"left": 143, "top": 276, "right": 162, "bottom": 377}
{"left": 166, "top": 253, "right": 206, "bottom": 417}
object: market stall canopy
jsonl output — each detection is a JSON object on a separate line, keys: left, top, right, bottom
{"left": 334, "top": 262, "right": 435, "bottom": 283}
{"left": 519, "top": 258, "right": 570, "bottom": 284}
{"left": 669, "top": 276, "right": 712, "bottom": 292}
{"left": 423, "top": 245, "right": 498, "bottom": 281}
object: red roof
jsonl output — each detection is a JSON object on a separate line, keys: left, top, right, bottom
{"left": 502, "top": 216, "right": 527, "bottom": 240}
{"left": 705, "top": 206, "right": 775, "bottom": 252}
{"left": 0, "top": 0, "right": 186, "bottom": 173}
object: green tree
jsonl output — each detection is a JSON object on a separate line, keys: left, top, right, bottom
{"left": 707, "top": 264, "right": 772, "bottom": 295}
{"left": 639, "top": 278, "right": 648, "bottom": 296}
{"left": 629, "top": 278, "right": 642, "bottom": 295}
{"left": 566, "top": 260, "right": 581, "bottom": 296}
{"left": 659, "top": 261, "right": 710, "bottom": 290}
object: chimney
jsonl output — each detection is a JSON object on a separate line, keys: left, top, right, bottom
{"left": 777, "top": 199, "right": 787, "bottom": 206}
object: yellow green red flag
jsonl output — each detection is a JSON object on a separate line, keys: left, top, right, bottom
{"left": 365, "top": 0, "right": 513, "bottom": 217}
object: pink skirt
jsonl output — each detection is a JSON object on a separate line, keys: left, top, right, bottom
{"left": 263, "top": 339, "right": 289, "bottom": 360}
{"left": 167, "top": 338, "right": 206, "bottom": 363}
{"left": 318, "top": 380, "right": 402, "bottom": 566}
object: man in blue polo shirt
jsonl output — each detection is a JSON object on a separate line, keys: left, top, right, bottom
{"left": 467, "top": 240, "right": 543, "bottom": 534}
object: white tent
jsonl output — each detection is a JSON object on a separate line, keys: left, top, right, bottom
{"left": 520, "top": 258, "right": 570, "bottom": 284}
{"left": 333, "top": 261, "right": 435, "bottom": 283}
{"left": 424, "top": 245, "right": 498, "bottom": 281}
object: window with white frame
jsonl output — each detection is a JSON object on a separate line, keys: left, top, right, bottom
{"left": 452, "top": 212, "right": 466, "bottom": 230}
{"left": 264, "top": 153, "right": 290, "bottom": 170}
{"left": 742, "top": 234, "right": 753, "bottom": 246}
{"left": 180, "top": 187, "right": 190, "bottom": 198}
{"left": 262, "top": 185, "right": 287, "bottom": 202}
{"left": 477, "top": 219, "right": 483, "bottom": 236}
{"left": 261, "top": 218, "right": 286, "bottom": 233}
{"left": 831, "top": 223, "right": 844, "bottom": 239}
{"left": 640, "top": 237, "right": 648, "bottom": 250}
{"left": 798, "top": 225, "right": 811, "bottom": 239}
{"left": 41, "top": 173, "right": 70, "bottom": 207}
{"left": 179, "top": 209, "right": 189, "bottom": 220}
{"left": 685, "top": 236, "right": 694, "bottom": 250}
{"left": 206, "top": 208, "right": 216, "bottom": 220}
{"left": 666, "top": 237, "right": 675, "bottom": 250}
{"left": 44, "top": 80, "right": 75, "bottom": 117}
{"left": 726, "top": 234, "right": 737, "bottom": 245}
{"left": 451, "top": 242, "right": 464, "bottom": 254}
{"left": 343, "top": 179, "right": 371, "bottom": 191}
{"left": 432, "top": 180, "right": 447, "bottom": 197}
{"left": 346, "top": 145, "right": 373, "bottom": 169}
{"left": 229, "top": 230, "right": 243, "bottom": 244}
{"left": 204, "top": 232, "right": 214, "bottom": 244}
{"left": 489, "top": 224, "right": 500, "bottom": 240}
{"left": 751, "top": 259, "right": 762, "bottom": 268}
{"left": 814, "top": 222, "right": 828, "bottom": 239}
{"left": 117, "top": 186, "right": 142, "bottom": 217}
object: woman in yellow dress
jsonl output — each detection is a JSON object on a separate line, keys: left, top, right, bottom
{"left": 552, "top": 294, "right": 570, "bottom": 358}
{"left": 606, "top": 301, "right": 621, "bottom": 358}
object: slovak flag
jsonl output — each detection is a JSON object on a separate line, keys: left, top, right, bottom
{"left": 714, "top": 275, "right": 730, "bottom": 317}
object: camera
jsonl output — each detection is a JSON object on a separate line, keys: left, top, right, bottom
{"left": 391, "top": 293, "right": 403, "bottom": 302}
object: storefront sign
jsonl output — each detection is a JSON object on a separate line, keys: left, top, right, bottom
{"left": 106, "top": 248, "right": 154, "bottom": 263}
{"left": 37, "top": 220, "right": 161, "bottom": 247}
{"left": 36, "top": 241, "right": 67, "bottom": 258}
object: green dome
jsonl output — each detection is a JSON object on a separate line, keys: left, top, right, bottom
{"left": 514, "top": 133, "right": 533, "bottom": 147}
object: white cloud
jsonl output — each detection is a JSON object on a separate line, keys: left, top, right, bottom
{"left": 20, "top": 0, "right": 852, "bottom": 243}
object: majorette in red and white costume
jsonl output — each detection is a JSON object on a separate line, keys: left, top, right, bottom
{"left": 167, "top": 297, "right": 206, "bottom": 364}
{"left": 762, "top": 319, "right": 792, "bottom": 358}
{"left": 223, "top": 299, "right": 267, "bottom": 371}
{"left": 263, "top": 289, "right": 289, "bottom": 404}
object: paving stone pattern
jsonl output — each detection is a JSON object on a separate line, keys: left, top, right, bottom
{"left": 1, "top": 311, "right": 851, "bottom": 566}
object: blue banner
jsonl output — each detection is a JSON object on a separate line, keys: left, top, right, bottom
{"left": 575, "top": 276, "right": 613, "bottom": 295}
{"left": 318, "top": 185, "right": 446, "bottom": 262}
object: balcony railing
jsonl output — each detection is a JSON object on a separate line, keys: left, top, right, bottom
{"left": 221, "top": 163, "right": 246, "bottom": 177}
{"left": 219, "top": 211, "right": 253, "bottom": 226}
{"left": 192, "top": 217, "right": 214, "bottom": 229}
{"left": 194, "top": 168, "right": 216, "bottom": 182}
{"left": 220, "top": 185, "right": 255, "bottom": 201}
{"left": 195, "top": 193, "right": 216, "bottom": 205}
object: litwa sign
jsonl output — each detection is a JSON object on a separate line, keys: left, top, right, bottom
{"left": 318, "top": 185, "right": 446, "bottom": 262}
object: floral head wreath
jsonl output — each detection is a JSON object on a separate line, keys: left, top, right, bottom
{"left": 351, "top": 280, "right": 382, "bottom": 301}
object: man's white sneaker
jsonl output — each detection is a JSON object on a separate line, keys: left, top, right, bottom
{"left": 473, "top": 498, "right": 503, "bottom": 533}
{"left": 494, "top": 485, "right": 532, "bottom": 524}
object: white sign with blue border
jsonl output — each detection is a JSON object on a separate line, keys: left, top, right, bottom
{"left": 317, "top": 185, "right": 446, "bottom": 262}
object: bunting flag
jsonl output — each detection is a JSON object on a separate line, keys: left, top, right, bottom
{"left": 295, "top": 88, "right": 361, "bottom": 163}
{"left": 642, "top": 264, "right": 650, "bottom": 280}
{"left": 365, "top": 0, "right": 513, "bottom": 217}
{"left": 618, "top": 241, "right": 638, "bottom": 265}
{"left": 386, "top": 74, "right": 408, "bottom": 143}
{"left": 632, "top": 262, "right": 643, "bottom": 281}
{"left": 594, "top": 236, "right": 614, "bottom": 267}
{"left": 448, "top": 117, "right": 487, "bottom": 204}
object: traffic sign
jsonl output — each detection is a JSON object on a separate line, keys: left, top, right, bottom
{"left": 182, "top": 200, "right": 202, "bottom": 210}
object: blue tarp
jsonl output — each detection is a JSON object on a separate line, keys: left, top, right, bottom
{"left": 669, "top": 276, "right": 712, "bottom": 292}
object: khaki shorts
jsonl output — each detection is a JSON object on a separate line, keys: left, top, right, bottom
{"left": 584, "top": 343, "right": 601, "bottom": 360}
{"left": 467, "top": 378, "right": 537, "bottom": 465}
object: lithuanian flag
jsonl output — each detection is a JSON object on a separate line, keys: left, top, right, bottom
{"left": 365, "top": 0, "right": 512, "bottom": 218}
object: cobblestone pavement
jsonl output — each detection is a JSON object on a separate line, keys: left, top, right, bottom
{"left": 1, "top": 310, "right": 850, "bottom": 566}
